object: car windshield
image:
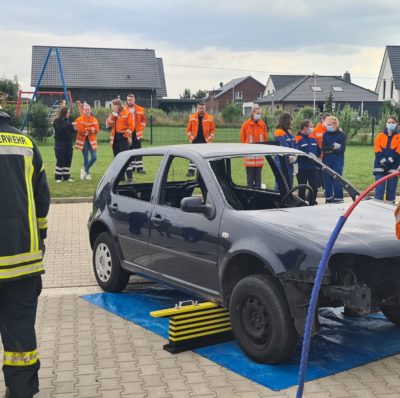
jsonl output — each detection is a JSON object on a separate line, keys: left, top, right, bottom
{"left": 208, "top": 153, "right": 359, "bottom": 211}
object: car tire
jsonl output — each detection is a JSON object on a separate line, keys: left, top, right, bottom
{"left": 380, "top": 305, "right": 400, "bottom": 326}
{"left": 93, "top": 232, "right": 130, "bottom": 292}
{"left": 229, "top": 273, "right": 298, "bottom": 364}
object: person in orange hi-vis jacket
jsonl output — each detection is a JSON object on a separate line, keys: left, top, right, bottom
{"left": 125, "top": 94, "right": 147, "bottom": 173}
{"left": 75, "top": 103, "right": 99, "bottom": 180}
{"left": 106, "top": 99, "right": 135, "bottom": 181}
{"left": 186, "top": 102, "right": 216, "bottom": 177}
{"left": 240, "top": 105, "right": 268, "bottom": 188}
{"left": 313, "top": 113, "right": 331, "bottom": 150}
{"left": 395, "top": 202, "right": 400, "bottom": 239}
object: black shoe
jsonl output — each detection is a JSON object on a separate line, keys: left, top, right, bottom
{"left": 127, "top": 177, "right": 133, "bottom": 183}
{"left": 137, "top": 170, "right": 146, "bottom": 174}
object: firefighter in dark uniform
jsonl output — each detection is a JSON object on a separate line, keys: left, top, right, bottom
{"left": 0, "top": 110, "right": 50, "bottom": 397}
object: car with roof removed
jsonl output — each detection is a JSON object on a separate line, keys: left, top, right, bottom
{"left": 88, "top": 143, "right": 400, "bottom": 363}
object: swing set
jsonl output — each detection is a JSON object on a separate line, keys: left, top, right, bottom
{"left": 19, "top": 47, "right": 73, "bottom": 131}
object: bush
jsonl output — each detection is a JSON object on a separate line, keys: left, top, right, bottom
{"left": 221, "top": 102, "right": 242, "bottom": 123}
{"left": 293, "top": 106, "right": 317, "bottom": 131}
{"left": 28, "top": 102, "right": 51, "bottom": 142}
{"left": 335, "top": 104, "right": 370, "bottom": 141}
{"left": 1, "top": 103, "right": 24, "bottom": 128}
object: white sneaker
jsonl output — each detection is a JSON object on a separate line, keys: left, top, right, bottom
{"left": 56, "top": 180, "right": 62, "bottom": 183}
{"left": 85, "top": 173, "right": 92, "bottom": 180}
{"left": 66, "top": 178, "right": 74, "bottom": 182}
{"left": 80, "top": 169, "right": 86, "bottom": 180}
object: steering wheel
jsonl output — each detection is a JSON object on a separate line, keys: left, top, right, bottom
{"left": 279, "top": 184, "right": 314, "bottom": 207}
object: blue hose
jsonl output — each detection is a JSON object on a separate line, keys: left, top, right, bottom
{"left": 296, "top": 216, "right": 346, "bottom": 398}
{"left": 296, "top": 171, "right": 400, "bottom": 397}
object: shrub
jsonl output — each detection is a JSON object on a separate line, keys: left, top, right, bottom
{"left": 28, "top": 102, "right": 51, "bottom": 142}
{"left": 221, "top": 102, "right": 242, "bottom": 123}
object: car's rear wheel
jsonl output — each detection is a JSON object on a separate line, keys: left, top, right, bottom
{"left": 93, "top": 232, "right": 130, "bottom": 292}
{"left": 229, "top": 273, "right": 298, "bottom": 364}
{"left": 380, "top": 305, "right": 400, "bottom": 326}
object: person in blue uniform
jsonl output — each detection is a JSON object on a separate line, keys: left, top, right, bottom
{"left": 321, "top": 116, "right": 346, "bottom": 203}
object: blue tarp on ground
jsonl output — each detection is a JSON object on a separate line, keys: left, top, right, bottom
{"left": 82, "top": 286, "right": 400, "bottom": 391}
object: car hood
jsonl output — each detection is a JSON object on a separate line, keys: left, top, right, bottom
{"left": 242, "top": 200, "right": 400, "bottom": 258}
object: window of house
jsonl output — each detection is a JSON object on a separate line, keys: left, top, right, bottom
{"left": 383, "top": 80, "right": 386, "bottom": 99}
{"left": 94, "top": 100, "right": 101, "bottom": 108}
{"left": 257, "top": 92, "right": 263, "bottom": 99}
{"left": 311, "top": 86, "right": 322, "bottom": 92}
{"left": 332, "top": 87, "right": 343, "bottom": 92}
{"left": 391, "top": 80, "right": 394, "bottom": 99}
{"left": 160, "top": 156, "right": 207, "bottom": 208}
{"left": 235, "top": 91, "right": 243, "bottom": 100}
{"left": 114, "top": 155, "right": 164, "bottom": 202}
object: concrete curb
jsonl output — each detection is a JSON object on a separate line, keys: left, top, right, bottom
{"left": 51, "top": 197, "right": 92, "bottom": 204}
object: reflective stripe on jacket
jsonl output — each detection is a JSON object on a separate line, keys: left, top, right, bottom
{"left": 0, "top": 126, "right": 50, "bottom": 281}
{"left": 240, "top": 118, "right": 268, "bottom": 167}
{"left": 295, "top": 132, "right": 320, "bottom": 170}
{"left": 125, "top": 104, "right": 146, "bottom": 140}
{"left": 186, "top": 113, "right": 216, "bottom": 143}
{"left": 373, "top": 131, "right": 400, "bottom": 174}
{"left": 274, "top": 128, "right": 296, "bottom": 148}
{"left": 75, "top": 115, "right": 99, "bottom": 150}
{"left": 107, "top": 109, "right": 135, "bottom": 145}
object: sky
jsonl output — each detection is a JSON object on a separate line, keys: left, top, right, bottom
{"left": 1, "top": 0, "right": 400, "bottom": 98}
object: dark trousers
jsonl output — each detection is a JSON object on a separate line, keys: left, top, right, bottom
{"left": 297, "top": 168, "right": 319, "bottom": 204}
{"left": 54, "top": 140, "right": 73, "bottom": 180}
{"left": 113, "top": 134, "right": 132, "bottom": 179}
{"left": 374, "top": 174, "right": 398, "bottom": 202}
{"left": 0, "top": 275, "right": 42, "bottom": 398}
{"left": 246, "top": 167, "right": 262, "bottom": 188}
{"left": 128, "top": 133, "right": 143, "bottom": 172}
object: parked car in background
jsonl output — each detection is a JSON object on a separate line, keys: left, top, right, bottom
{"left": 88, "top": 144, "right": 400, "bottom": 363}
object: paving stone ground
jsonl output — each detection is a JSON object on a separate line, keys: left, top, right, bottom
{"left": 1, "top": 202, "right": 400, "bottom": 397}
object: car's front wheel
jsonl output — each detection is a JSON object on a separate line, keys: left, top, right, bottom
{"left": 229, "top": 273, "right": 298, "bottom": 364}
{"left": 93, "top": 232, "right": 130, "bottom": 292}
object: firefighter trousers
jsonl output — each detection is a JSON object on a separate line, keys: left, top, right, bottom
{"left": 113, "top": 134, "right": 132, "bottom": 180}
{"left": 0, "top": 275, "right": 42, "bottom": 398}
{"left": 54, "top": 140, "right": 73, "bottom": 181}
{"left": 128, "top": 133, "right": 143, "bottom": 172}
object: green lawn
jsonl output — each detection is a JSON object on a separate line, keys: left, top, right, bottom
{"left": 38, "top": 131, "right": 376, "bottom": 198}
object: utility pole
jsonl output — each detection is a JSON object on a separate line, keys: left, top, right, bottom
{"left": 313, "top": 73, "right": 317, "bottom": 115}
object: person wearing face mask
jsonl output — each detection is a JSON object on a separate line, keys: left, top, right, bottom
{"left": 373, "top": 115, "right": 400, "bottom": 202}
{"left": 274, "top": 112, "right": 297, "bottom": 189}
{"left": 106, "top": 99, "right": 135, "bottom": 181}
{"left": 295, "top": 119, "right": 320, "bottom": 204}
{"left": 186, "top": 102, "right": 216, "bottom": 177}
{"left": 75, "top": 103, "right": 99, "bottom": 180}
{"left": 125, "top": 94, "right": 147, "bottom": 174}
{"left": 321, "top": 116, "right": 346, "bottom": 203}
{"left": 240, "top": 105, "right": 268, "bottom": 188}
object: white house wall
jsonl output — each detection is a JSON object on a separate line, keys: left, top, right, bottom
{"left": 377, "top": 51, "right": 398, "bottom": 102}
{"left": 264, "top": 77, "right": 275, "bottom": 96}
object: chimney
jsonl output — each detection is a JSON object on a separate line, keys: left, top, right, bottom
{"left": 343, "top": 71, "right": 351, "bottom": 83}
{"left": 219, "top": 82, "right": 223, "bottom": 88}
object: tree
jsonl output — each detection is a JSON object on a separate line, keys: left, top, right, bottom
{"left": 192, "top": 89, "right": 207, "bottom": 99}
{"left": 180, "top": 88, "right": 191, "bottom": 99}
{"left": 0, "top": 76, "right": 19, "bottom": 100}
{"left": 324, "top": 91, "right": 334, "bottom": 114}
{"left": 221, "top": 102, "right": 242, "bottom": 123}
{"left": 29, "top": 102, "right": 52, "bottom": 142}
